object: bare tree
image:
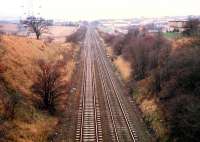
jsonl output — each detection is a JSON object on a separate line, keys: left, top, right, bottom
{"left": 32, "top": 60, "right": 67, "bottom": 113}
{"left": 21, "top": 16, "right": 48, "bottom": 39}
{"left": 150, "top": 69, "right": 161, "bottom": 95}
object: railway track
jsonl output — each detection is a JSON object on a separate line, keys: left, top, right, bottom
{"left": 76, "top": 26, "right": 139, "bottom": 142}
{"left": 91, "top": 29, "right": 138, "bottom": 142}
{"left": 76, "top": 30, "right": 103, "bottom": 142}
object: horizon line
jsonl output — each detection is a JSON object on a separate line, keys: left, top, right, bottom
{"left": 0, "top": 14, "right": 200, "bottom": 22}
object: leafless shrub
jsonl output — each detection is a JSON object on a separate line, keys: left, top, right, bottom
{"left": 149, "top": 69, "right": 161, "bottom": 95}
{"left": 66, "top": 26, "right": 86, "bottom": 43}
{"left": 2, "top": 90, "right": 21, "bottom": 120}
{"left": 32, "top": 59, "right": 67, "bottom": 113}
{"left": 4, "top": 97, "right": 18, "bottom": 120}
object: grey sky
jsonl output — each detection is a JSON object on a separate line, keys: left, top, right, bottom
{"left": 0, "top": 0, "right": 200, "bottom": 20}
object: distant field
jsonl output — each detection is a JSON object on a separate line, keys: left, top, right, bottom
{"left": 43, "top": 26, "right": 77, "bottom": 43}
{"left": 0, "top": 23, "right": 77, "bottom": 43}
{"left": 163, "top": 32, "right": 181, "bottom": 39}
{"left": 0, "top": 23, "right": 19, "bottom": 33}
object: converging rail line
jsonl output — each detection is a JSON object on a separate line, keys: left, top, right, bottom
{"left": 91, "top": 29, "right": 138, "bottom": 142}
{"left": 76, "top": 26, "right": 139, "bottom": 142}
{"left": 76, "top": 29, "right": 103, "bottom": 142}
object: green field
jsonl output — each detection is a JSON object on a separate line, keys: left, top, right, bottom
{"left": 163, "top": 32, "right": 181, "bottom": 39}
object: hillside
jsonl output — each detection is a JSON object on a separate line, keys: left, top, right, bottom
{"left": 0, "top": 35, "right": 79, "bottom": 142}
{"left": 99, "top": 30, "right": 200, "bottom": 142}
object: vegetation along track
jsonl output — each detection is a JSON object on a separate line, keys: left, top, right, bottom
{"left": 76, "top": 26, "right": 150, "bottom": 142}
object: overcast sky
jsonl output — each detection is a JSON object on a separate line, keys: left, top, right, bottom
{"left": 0, "top": 0, "right": 200, "bottom": 21}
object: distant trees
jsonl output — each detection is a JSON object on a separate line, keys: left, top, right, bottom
{"left": 118, "top": 29, "right": 168, "bottom": 81}
{"left": 99, "top": 31, "right": 124, "bottom": 56}
{"left": 184, "top": 18, "right": 200, "bottom": 37}
{"left": 131, "top": 38, "right": 148, "bottom": 80}
{"left": 110, "top": 35, "right": 124, "bottom": 56}
{"left": 0, "top": 26, "right": 4, "bottom": 36}
{"left": 21, "top": 16, "right": 49, "bottom": 39}
{"left": 100, "top": 26, "right": 200, "bottom": 142}
{"left": 66, "top": 26, "right": 87, "bottom": 43}
{"left": 32, "top": 60, "right": 67, "bottom": 113}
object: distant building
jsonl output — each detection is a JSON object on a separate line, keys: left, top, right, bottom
{"left": 46, "top": 20, "right": 54, "bottom": 26}
{"left": 168, "top": 20, "right": 188, "bottom": 32}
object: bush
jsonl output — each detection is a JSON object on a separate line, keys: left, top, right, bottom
{"left": 66, "top": 26, "right": 86, "bottom": 43}
{"left": 2, "top": 89, "right": 21, "bottom": 120}
{"left": 150, "top": 70, "right": 161, "bottom": 95}
{"left": 101, "top": 27, "right": 200, "bottom": 141}
{"left": 32, "top": 59, "right": 67, "bottom": 113}
{"left": 170, "top": 97, "right": 200, "bottom": 142}
{"left": 178, "top": 68, "right": 200, "bottom": 95}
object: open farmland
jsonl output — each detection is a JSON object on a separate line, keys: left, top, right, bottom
{"left": 0, "top": 23, "right": 77, "bottom": 43}
{"left": 42, "top": 26, "right": 77, "bottom": 43}
{"left": 0, "top": 23, "right": 19, "bottom": 34}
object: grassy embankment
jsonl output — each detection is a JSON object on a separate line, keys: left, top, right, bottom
{"left": 0, "top": 35, "right": 79, "bottom": 142}
{"left": 99, "top": 30, "right": 200, "bottom": 142}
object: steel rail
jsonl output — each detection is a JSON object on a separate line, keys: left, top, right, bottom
{"left": 92, "top": 30, "right": 137, "bottom": 142}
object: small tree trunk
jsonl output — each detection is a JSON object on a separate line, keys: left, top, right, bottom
{"left": 36, "top": 32, "right": 40, "bottom": 40}
{"left": 36, "top": 34, "right": 40, "bottom": 40}
{"left": 44, "top": 93, "right": 49, "bottom": 108}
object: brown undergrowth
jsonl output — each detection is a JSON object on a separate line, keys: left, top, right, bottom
{"left": 100, "top": 30, "right": 200, "bottom": 142}
{"left": 0, "top": 35, "right": 78, "bottom": 142}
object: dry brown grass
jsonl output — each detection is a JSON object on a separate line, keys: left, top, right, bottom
{"left": 0, "top": 35, "right": 78, "bottom": 142}
{"left": 133, "top": 78, "right": 169, "bottom": 140}
{"left": 140, "top": 98, "right": 157, "bottom": 113}
{"left": 1, "top": 35, "right": 76, "bottom": 98}
{"left": 139, "top": 97, "right": 167, "bottom": 139}
{"left": 48, "top": 26, "right": 76, "bottom": 37}
{"left": 113, "top": 56, "right": 132, "bottom": 81}
{"left": 172, "top": 37, "right": 200, "bottom": 49}
{"left": 106, "top": 46, "right": 114, "bottom": 57}
{"left": 3, "top": 114, "right": 57, "bottom": 142}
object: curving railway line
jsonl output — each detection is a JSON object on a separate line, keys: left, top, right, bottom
{"left": 75, "top": 26, "right": 150, "bottom": 142}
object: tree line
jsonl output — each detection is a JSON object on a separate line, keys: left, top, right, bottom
{"left": 100, "top": 18, "right": 200, "bottom": 141}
